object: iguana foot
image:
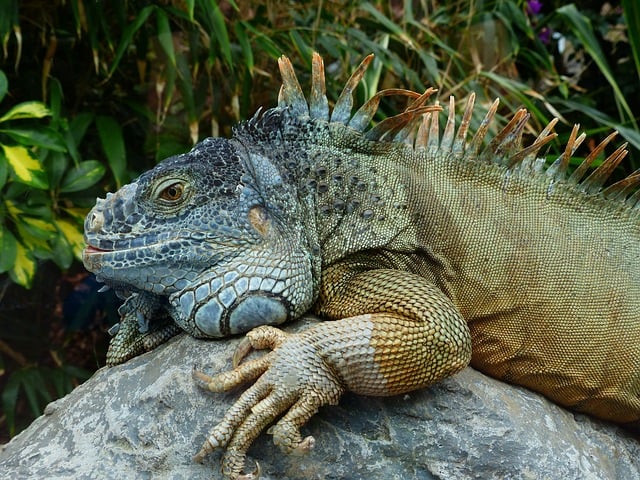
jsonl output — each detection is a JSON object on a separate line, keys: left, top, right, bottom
{"left": 192, "top": 325, "right": 344, "bottom": 479}
{"left": 106, "top": 292, "right": 181, "bottom": 365}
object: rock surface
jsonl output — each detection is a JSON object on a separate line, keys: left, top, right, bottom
{"left": 1, "top": 317, "right": 639, "bottom": 480}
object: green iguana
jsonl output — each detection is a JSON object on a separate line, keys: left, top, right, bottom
{"left": 82, "top": 53, "right": 640, "bottom": 479}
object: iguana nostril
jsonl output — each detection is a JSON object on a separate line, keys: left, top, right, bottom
{"left": 90, "top": 211, "right": 104, "bottom": 231}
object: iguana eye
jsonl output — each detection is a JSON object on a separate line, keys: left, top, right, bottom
{"left": 159, "top": 182, "right": 184, "bottom": 201}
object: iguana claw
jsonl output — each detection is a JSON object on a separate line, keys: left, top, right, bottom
{"left": 231, "top": 337, "right": 253, "bottom": 368}
{"left": 237, "top": 460, "right": 260, "bottom": 480}
{"left": 192, "top": 325, "right": 343, "bottom": 479}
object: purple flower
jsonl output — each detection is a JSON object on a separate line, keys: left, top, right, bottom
{"left": 527, "top": 0, "right": 543, "bottom": 16}
{"left": 538, "top": 26, "right": 551, "bottom": 44}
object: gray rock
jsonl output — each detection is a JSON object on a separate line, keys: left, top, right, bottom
{"left": 1, "top": 317, "right": 639, "bottom": 480}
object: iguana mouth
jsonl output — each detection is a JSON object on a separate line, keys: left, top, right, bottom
{"left": 84, "top": 245, "right": 113, "bottom": 255}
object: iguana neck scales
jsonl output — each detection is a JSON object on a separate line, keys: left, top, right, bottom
{"left": 83, "top": 53, "right": 639, "bottom": 478}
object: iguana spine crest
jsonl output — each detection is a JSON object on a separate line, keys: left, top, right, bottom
{"left": 278, "top": 52, "right": 632, "bottom": 209}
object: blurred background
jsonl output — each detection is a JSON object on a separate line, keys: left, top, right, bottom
{"left": 0, "top": 0, "right": 638, "bottom": 441}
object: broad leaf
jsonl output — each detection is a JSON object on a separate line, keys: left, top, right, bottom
{"left": 10, "top": 241, "right": 36, "bottom": 288}
{"left": 0, "top": 101, "right": 50, "bottom": 123}
{"left": 0, "top": 228, "right": 17, "bottom": 273}
{"left": 60, "top": 160, "right": 105, "bottom": 192}
{"left": 2, "top": 144, "right": 48, "bottom": 188}
{"left": 56, "top": 218, "right": 85, "bottom": 259}
{"left": 21, "top": 216, "right": 57, "bottom": 241}
{"left": 1, "top": 127, "right": 67, "bottom": 152}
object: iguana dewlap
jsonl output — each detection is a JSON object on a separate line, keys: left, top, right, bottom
{"left": 83, "top": 53, "right": 640, "bottom": 479}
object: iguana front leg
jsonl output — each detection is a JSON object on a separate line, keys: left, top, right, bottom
{"left": 193, "top": 265, "right": 472, "bottom": 478}
{"left": 106, "top": 292, "right": 182, "bottom": 366}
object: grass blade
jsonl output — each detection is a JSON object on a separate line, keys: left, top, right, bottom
{"left": 96, "top": 115, "right": 126, "bottom": 187}
{"left": 621, "top": 0, "right": 640, "bottom": 82}
{"left": 556, "top": 4, "right": 637, "bottom": 129}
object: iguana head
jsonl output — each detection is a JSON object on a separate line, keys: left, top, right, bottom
{"left": 83, "top": 135, "right": 319, "bottom": 337}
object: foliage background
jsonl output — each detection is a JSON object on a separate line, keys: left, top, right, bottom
{"left": 0, "top": 0, "right": 638, "bottom": 440}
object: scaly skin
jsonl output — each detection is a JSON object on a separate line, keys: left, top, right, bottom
{"left": 192, "top": 265, "right": 471, "bottom": 476}
{"left": 106, "top": 292, "right": 181, "bottom": 365}
{"left": 83, "top": 53, "right": 640, "bottom": 478}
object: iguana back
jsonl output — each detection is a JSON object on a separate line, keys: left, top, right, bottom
{"left": 399, "top": 129, "right": 640, "bottom": 423}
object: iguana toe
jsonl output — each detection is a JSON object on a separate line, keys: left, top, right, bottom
{"left": 194, "top": 326, "right": 345, "bottom": 478}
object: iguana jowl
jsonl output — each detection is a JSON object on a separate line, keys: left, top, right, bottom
{"left": 83, "top": 53, "right": 640, "bottom": 478}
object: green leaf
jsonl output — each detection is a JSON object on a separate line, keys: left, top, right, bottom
{"left": 556, "top": 4, "right": 636, "bottom": 129}
{"left": 208, "top": 2, "right": 233, "bottom": 68}
{"left": 21, "top": 216, "right": 57, "bottom": 240}
{"left": 175, "top": 55, "right": 196, "bottom": 124}
{"left": 554, "top": 98, "right": 640, "bottom": 153}
{"left": 156, "top": 8, "right": 176, "bottom": 67}
{"left": 21, "top": 368, "right": 51, "bottom": 418}
{"left": 622, "top": 0, "right": 640, "bottom": 82}
{"left": 51, "top": 230, "right": 73, "bottom": 269}
{"left": 2, "top": 370, "right": 21, "bottom": 436}
{"left": 0, "top": 69, "right": 7, "bottom": 103}
{"left": 0, "top": 101, "right": 50, "bottom": 123}
{"left": 2, "top": 144, "right": 48, "bottom": 188}
{"left": 44, "top": 150, "right": 69, "bottom": 187}
{"left": 96, "top": 115, "right": 126, "bottom": 187}
{"left": 69, "top": 112, "right": 94, "bottom": 146}
{"left": 242, "top": 23, "right": 280, "bottom": 59}
{"left": 185, "top": 0, "right": 195, "bottom": 21}
{"left": 48, "top": 77, "right": 63, "bottom": 123}
{"left": 360, "top": 2, "right": 410, "bottom": 41}
{"left": 1, "top": 127, "right": 67, "bottom": 152}
{"left": 10, "top": 241, "right": 36, "bottom": 288}
{"left": 67, "top": 112, "right": 95, "bottom": 163}
{"left": 59, "top": 159, "right": 106, "bottom": 192}
{"left": 235, "top": 22, "right": 254, "bottom": 74}
{"left": 0, "top": 149, "right": 7, "bottom": 189}
{"left": 56, "top": 218, "right": 85, "bottom": 260}
{"left": 0, "top": 227, "right": 17, "bottom": 273}
{"left": 289, "top": 30, "right": 312, "bottom": 63}
{"left": 108, "top": 5, "right": 156, "bottom": 78}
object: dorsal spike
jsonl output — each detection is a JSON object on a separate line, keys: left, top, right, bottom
{"left": 331, "top": 54, "right": 374, "bottom": 124}
{"left": 546, "top": 124, "right": 582, "bottom": 180}
{"left": 427, "top": 102, "right": 441, "bottom": 150}
{"left": 272, "top": 54, "right": 636, "bottom": 207}
{"left": 392, "top": 88, "right": 439, "bottom": 143}
{"left": 452, "top": 93, "right": 476, "bottom": 157}
{"left": 394, "top": 115, "right": 423, "bottom": 145}
{"left": 277, "top": 55, "right": 309, "bottom": 117}
{"left": 507, "top": 130, "right": 558, "bottom": 169}
{"left": 469, "top": 98, "right": 500, "bottom": 157}
{"left": 559, "top": 124, "right": 581, "bottom": 173}
{"left": 603, "top": 170, "right": 640, "bottom": 202}
{"left": 414, "top": 111, "right": 432, "bottom": 149}
{"left": 520, "top": 118, "right": 559, "bottom": 165}
{"left": 365, "top": 105, "right": 442, "bottom": 142}
{"left": 625, "top": 178, "right": 640, "bottom": 207}
{"left": 581, "top": 143, "right": 629, "bottom": 194}
{"left": 309, "top": 52, "right": 329, "bottom": 120}
{"left": 568, "top": 131, "right": 619, "bottom": 184}
{"left": 405, "top": 87, "right": 438, "bottom": 111}
{"left": 349, "top": 89, "right": 421, "bottom": 132}
{"left": 440, "top": 96, "right": 457, "bottom": 152}
{"left": 481, "top": 108, "right": 529, "bottom": 162}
